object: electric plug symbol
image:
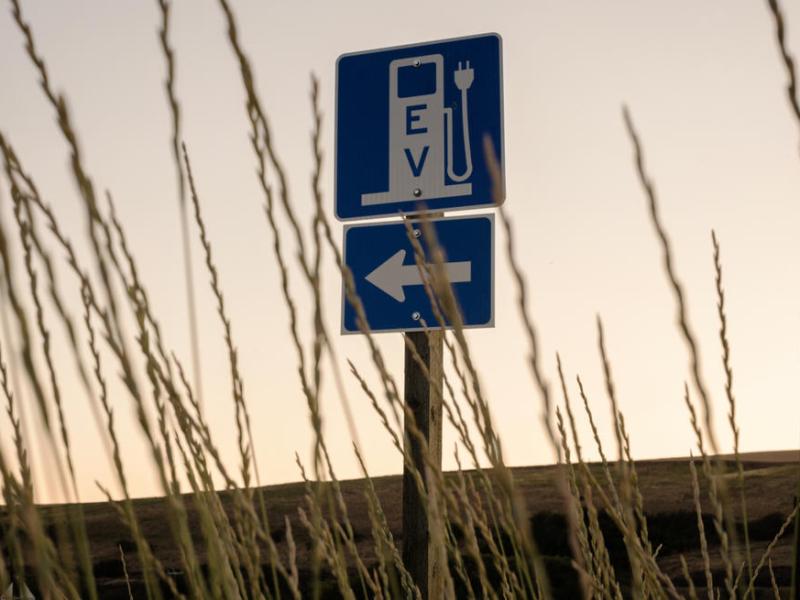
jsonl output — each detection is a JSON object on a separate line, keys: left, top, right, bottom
{"left": 454, "top": 60, "right": 474, "bottom": 91}
{"left": 445, "top": 59, "right": 475, "bottom": 183}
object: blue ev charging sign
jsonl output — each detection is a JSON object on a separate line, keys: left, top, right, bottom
{"left": 335, "top": 33, "right": 504, "bottom": 220}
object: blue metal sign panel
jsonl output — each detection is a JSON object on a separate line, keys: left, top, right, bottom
{"left": 342, "top": 215, "right": 494, "bottom": 333}
{"left": 335, "top": 34, "right": 504, "bottom": 221}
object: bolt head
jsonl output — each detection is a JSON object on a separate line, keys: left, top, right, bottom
{"left": 413, "top": 188, "right": 422, "bottom": 197}
{"left": 413, "top": 59, "right": 421, "bottom": 67}
{"left": 413, "top": 229, "right": 421, "bottom": 238}
{"left": 411, "top": 311, "right": 421, "bottom": 321}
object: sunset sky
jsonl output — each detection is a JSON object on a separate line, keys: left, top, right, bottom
{"left": 1, "top": 0, "right": 799, "bottom": 503}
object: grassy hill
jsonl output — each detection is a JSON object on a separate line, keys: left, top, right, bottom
{"left": 8, "top": 451, "right": 797, "bottom": 598}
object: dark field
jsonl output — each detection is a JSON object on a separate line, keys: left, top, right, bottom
{"left": 4, "top": 451, "right": 797, "bottom": 598}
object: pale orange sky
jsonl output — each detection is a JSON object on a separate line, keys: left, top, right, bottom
{"left": 0, "top": 1, "right": 798, "bottom": 503}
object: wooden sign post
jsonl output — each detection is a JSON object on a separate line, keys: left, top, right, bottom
{"left": 791, "top": 482, "right": 799, "bottom": 599}
{"left": 402, "top": 329, "right": 444, "bottom": 599}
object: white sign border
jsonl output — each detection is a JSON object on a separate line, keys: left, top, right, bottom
{"left": 340, "top": 213, "right": 496, "bottom": 335}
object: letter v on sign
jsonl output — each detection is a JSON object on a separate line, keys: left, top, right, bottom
{"left": 404, "top": 146, "right": 429, "bottom": 177}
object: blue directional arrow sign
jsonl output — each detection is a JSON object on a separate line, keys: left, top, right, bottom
{"left": 342, "top": 215, "right": 494, "bottom": 333}
{"left": 336, "top": 33, "right": 504, "bottom": 221}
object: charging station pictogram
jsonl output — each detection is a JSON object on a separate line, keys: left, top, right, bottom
{"left": 335, "top": 33, "right": 504, "bottom": 220}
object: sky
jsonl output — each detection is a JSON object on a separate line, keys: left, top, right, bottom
{"left": 0, "top": 0, "right": 798, "bottom": 503}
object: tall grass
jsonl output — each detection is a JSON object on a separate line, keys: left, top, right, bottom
{"left": 0, "top": 0, "right": 798, "bottom": 598}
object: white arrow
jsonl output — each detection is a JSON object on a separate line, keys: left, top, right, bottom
{"left": 365, "top": 249, "right": 471, "bottom": 302}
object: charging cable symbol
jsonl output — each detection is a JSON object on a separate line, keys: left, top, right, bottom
{"left": 361, "top": 54, "right": 474, "bottom": 206}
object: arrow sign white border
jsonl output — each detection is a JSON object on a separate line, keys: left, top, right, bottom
{"left": 341, "top": 213, "right": 494, "bottom": 334}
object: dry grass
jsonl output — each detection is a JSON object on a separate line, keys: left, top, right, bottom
{"left": 0, "top": 0, "right": 797, "bottom": 598}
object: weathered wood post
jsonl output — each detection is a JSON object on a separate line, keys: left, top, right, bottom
{"left": 790, "top": 485, "right": 799, "bottom": 599}
{"left": 402, "top": 329, "right": 444, "bottom": 599}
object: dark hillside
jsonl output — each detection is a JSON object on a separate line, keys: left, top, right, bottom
{"left": 2, "top": 451, "right": 797, "bottom": 598}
